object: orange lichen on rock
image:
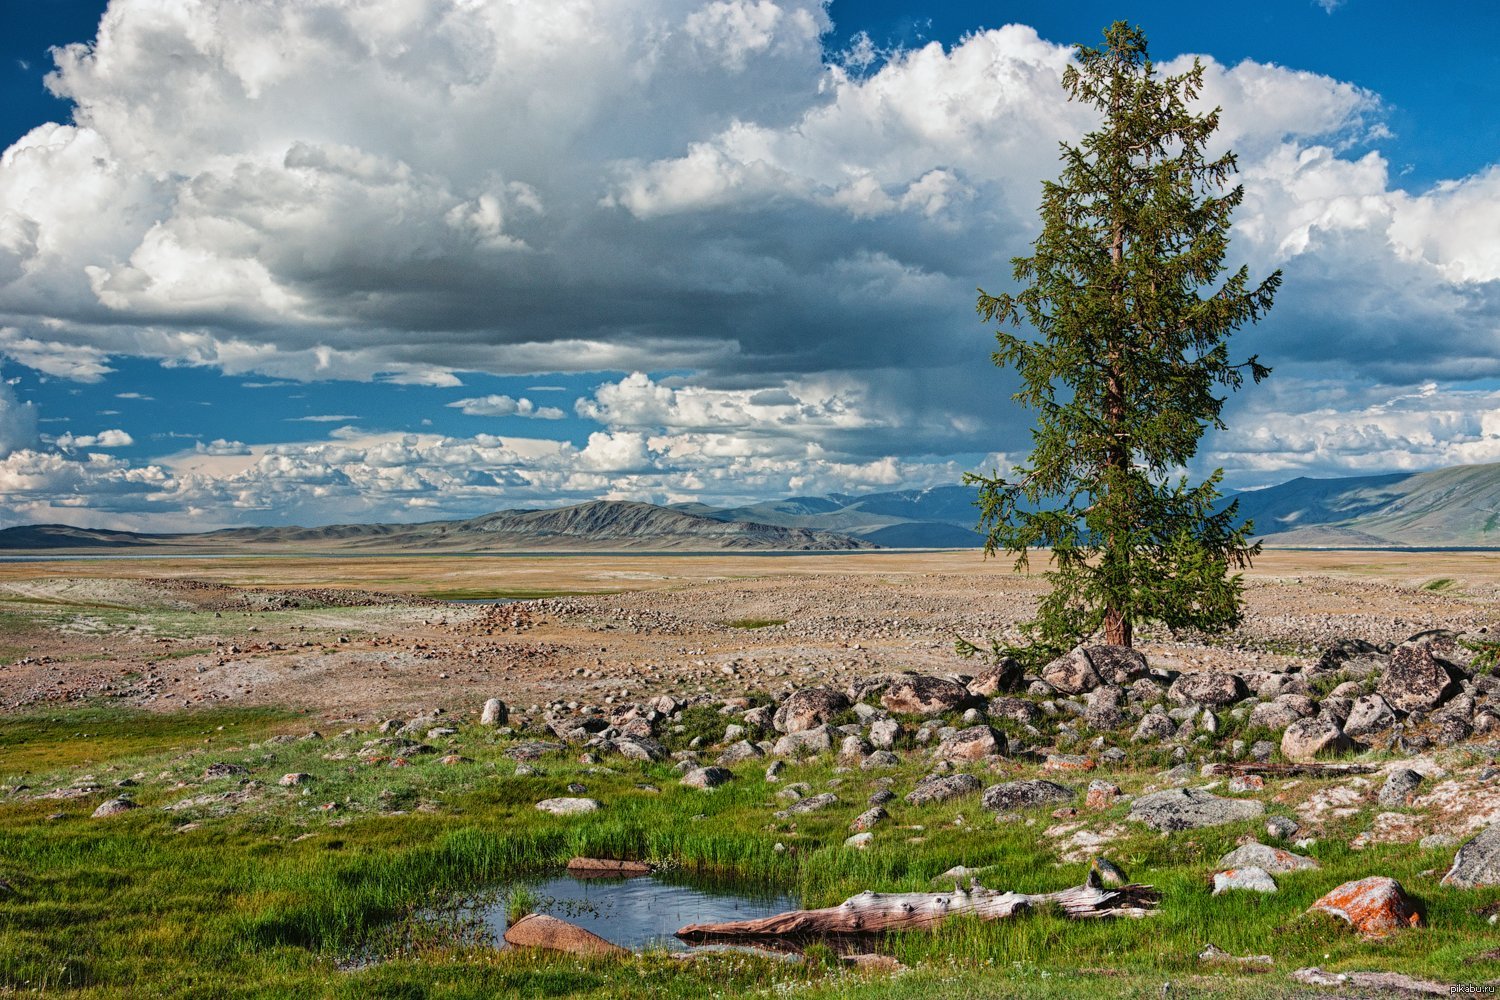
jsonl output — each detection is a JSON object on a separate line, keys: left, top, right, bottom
{"left": 1307, "top": 876, "right": 1422, "bottom": 936}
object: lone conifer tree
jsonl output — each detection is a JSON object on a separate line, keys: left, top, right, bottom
{"left": 968, "top": 22, "right": 1280, "bottom": 652}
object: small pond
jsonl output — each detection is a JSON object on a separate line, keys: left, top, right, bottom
{"left": 474, "top": 873, "right": 799, "bottom": 953}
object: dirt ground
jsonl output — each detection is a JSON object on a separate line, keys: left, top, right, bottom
{"left": 0, "top": 549, "right": 1494, "bottom": 722}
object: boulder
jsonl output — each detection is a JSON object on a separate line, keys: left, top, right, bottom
{"left": 860, "top": 751, "right": 900, "bottom": 771}
{"left": 1441, "top": 826, "right": 1500, "bottom": 887}
{"left": 981, "top": 779, "right": 1075, "bottom": 813}
{"left": 278, "top": 773, "right": 312, "bottom": 787}
{"left": 1041, "top": 649, "right": 1100, "bottom": 695}
{"left": 881, "top": 675, "right": 974, "bottom": 716}
{"left": 1085, "top": 644, "right": 1149, "bottom": 684}
{"left": 1217, "top": 842, "right": 1318, "bottom": 873}
{"left": 610, "top": 736, "right": 668, "bottom": 762}
{"left": 780, "top": 792, "right": 839, "bottom": 815}
{"left": 715, "top": 740, "right": 765, "bottom": 766}
{"left": 868, "top": 718, "right": 902, "bottom": 749}
{"left": 850, "top": 806, "right": 887, "bottom": 832}
{"left": 1127, "top": 787, "right": 1264, "bottom": 831}
{"left": 1213, "top": 867, "right": 1278, "bottom": 894}
{"left": 1281, "top": 716, "right": 1351, "bottom": 763}
{"left": 1378, "top": 769, "right": 1423, "bottom": 809}
{"left": 905, "top": 773, "right": 982, "bottom": 806}
{"left": 1377, "top": 643, "right": 1459, "bottom": 714}
{"left": 203, "top": 762, "right": 249, "bottom": 780}
{"left": 503, "top": 913, "right": 625, "bottom": 956}
{"left": 507, "top": 741, "right": 563, "bottom": 762}
{"left": 1168, "top": 671, "right": 1245, "bottom": 707}
{"left": 931, "top": 725, "right": 1004, "bottom": 763}
{"left": 987, "top": 697, "right": 1039, "bottom": 725}
{"left": 480, "top": 698, "right": 508, "bottom": 726}
{"left": 1308, "top": 877, "right": 1422, "bottom": 935}
{"left": 1248, "top": 700, "right": 1302, "bottom": 732}
{"left": 844, "top": 832, "right": 874, "bottom": 850}
{"left": 1132, "top": 710, "right": 1177, "bottom": 743}
{"left": 772, "top": 725, "right": 833, "bottom": 758}
{"left": 1085, "top": 780, "right": 1120, "bottom": 810}
{"left": 773, "top": 688, "right": 850, "bottom": 734}
{"left": 91, "top": 798, "right": 137, "bottom": 818}
{"left": 839, "top": 735, "right": 873, "bottom": 761}
{"left": 535, "top": 797, "right": 601, "bottom": 816}
{"left": 966, "top": 658, "right": 1024, "bottom": 696}
{"left": 1084, "top": 686, "right": 1126, "bottom": 730}
{"left": 1343, "top": 694, "right": 1397, "bottom": 739}
{"left": 680, "top": 767, "right": 732, "bottom": 790}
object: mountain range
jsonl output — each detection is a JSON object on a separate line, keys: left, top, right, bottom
{"left": 4, "top": 462, "right": 1500, "bottom": 552}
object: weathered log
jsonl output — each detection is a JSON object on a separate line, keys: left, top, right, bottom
{"left": 1205, "top": 761, "right": 1377, "bottom": 778}
{"left": 675, "top": 881, "right": 1158, "bottom": 942}
{"left": 566, "top": 857, "right": 652, "bottom": 877}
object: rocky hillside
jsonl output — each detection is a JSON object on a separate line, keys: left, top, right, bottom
{"left": 0, "top": 501, "right": 874, "bottom": 553}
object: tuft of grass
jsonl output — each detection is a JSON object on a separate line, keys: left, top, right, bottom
{"left": 722, "top": 618, "right": 786, "bottom": 630}
{"left": 1423, "top": 577, "right": 1456, "bottom": 592}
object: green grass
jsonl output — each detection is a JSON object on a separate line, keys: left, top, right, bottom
{"left": 425, "top": 588, "right": 607, "bottom": 600}
{"left": 3, "top": 705, "right": 1500, "bottom": 997}
{"left": 722, "top": 618, "right": 787, "bottom": 630}
{"left": 1423, "top": 577, "right": 1457, "bottom": 592}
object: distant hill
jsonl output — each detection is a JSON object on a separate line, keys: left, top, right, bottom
{"left": 0, "top": 501, "right": 875, "bottom": 554}
{"left": 1226, "top": 463, "right": 1500, "bottom": 547}
{"left": 679, "top": 484, "right": 985, "bottom": 548}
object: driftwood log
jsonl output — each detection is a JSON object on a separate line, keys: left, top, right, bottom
{"left": 676, "top": 880, "right": 1158, "bottom": 942}
{"left": 1205, "top": 761, "right": 1377, "bottom": 778}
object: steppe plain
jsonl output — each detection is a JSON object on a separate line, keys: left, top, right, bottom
{"left": 3, "top": 548, "right": 1500, "bottom": 998}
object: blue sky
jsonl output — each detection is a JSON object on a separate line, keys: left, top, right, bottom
{"left": 1, "top": 0, "right": 1499, "bottom": 529}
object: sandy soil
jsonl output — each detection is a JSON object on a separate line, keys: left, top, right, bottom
{"left": 0, "top": 550, "right": 1493, "bottom": 721}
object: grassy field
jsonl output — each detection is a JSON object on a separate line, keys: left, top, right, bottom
{"left": 3, "top": 703, "right": 1498, "bottom": 998}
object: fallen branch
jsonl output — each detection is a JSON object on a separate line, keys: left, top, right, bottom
{"left": 1205, "top": 761, "right": 1377, "bottom": 778}
{"left": 675, "top": 880, "right": 1158, "bottom": 942}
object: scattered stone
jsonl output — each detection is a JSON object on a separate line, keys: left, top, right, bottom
{"left": 680, "top": 767, "right": 732, "bottom": 790}
{"left": 716, "top": 741, "right": 765, "bottom": 766}
{"left": 1041, "top": 649, "right": 1100, "bottom": 695}
{"left": 1280, "top": 716, "right": 1351, "bottom": 763}
{"left": 1308, "top": 876, "right": 1422, "bottom": 935}
{"left": 1127, "top": 787, "right": 1264, "bottom": 831}
{"left": 1043, "top": 754, "right": 1095, "bottom": 773}
{"left": 860, "top": 750, "right": 900, "bottom": 771}
{"left": 905, "top": 773, "right": 982, "bottom": 806}
{"left": 1197, "top": 943, "right": 1273, "bottom": 967}
{"left": 1085, "top": 780, "right": 1120, "bottom": 810}
{"left": 779, "top": 793, "right": 838, "bottom": 816}
{"left": 773, "top": 688, "right": 851, "bottom": 734}
{"left": 507, "top": 742, "right": 563, "bottom": 762}
{"left": 1442, "top": 825, "right": 1500, "bottom": 887}
{"left": 981, "top": 779, "right": 1075, "bottom": 813}
{"left": 1228, "top": 774, "right": 1264, "bottom": 793}
{"left": 611, "top": 736, "right": 668, "bottom": 763}
{"left": 503, "top": 913, "right": 625, "bottom": 956}
{"left": 1168, "top": 671, "right": 1244, "bottom": 707}
{"left": 1344, "top": 694, "right": 1398, "bottom": 739}
{"left": 868, "top": 718, "right": 902, "bottom": 749}
{"left": 202, "top": 763, "right": 249, "bottom": 780}
{"left": 851, "top": 806, "right": 887, "bottom": 832}
{"left": 868, "top": 788, "right": 895, "bottom": 806}
{"left": 1377, "top": 643, "right": 1459, "bottom": 714}
{"left": 772, "top": 726, "right": 833, "bottom": 758}
{"left": 1084, "top": 645, "right": 1149, "bottom": 685}
{"left": 966, "top": 658, "right": 1024, "bottom": 696}
{"left": 480, "top": 698, "right": 508, "bottom": 726}
{"left": 765, "top": 760, "right": 785, "bottom": 782}
{"left": 1213, "top": 866, "right": 1277, "bottom": 894}
{"left": 1133, "top": 710, "right": 1176, "bottom": 743}
{"left": 535, "top": 797, "right": 601, "bottom": 816}
{"left": 91, "top": 797, "right": 137, "bottom": 818}
{"left": 839, "top": 735, "right": 872, "bottom": 760}
{"left": 279, "top": 773, "right": 311, "bottom": 787}
{"left": 1378, "top": 768, "right": 1424, "bottom": 809}
{"left": 932, "top": 725, "right": 1004, "bottom": 763}
{"left": 1217, "top": 842, "right": 1318, "bottom": 873}
{"left": 881, "top": 674, "right": 974, "bottom": 716}
{"left": 844, "top": 832, "right": 874, "bottom": 849}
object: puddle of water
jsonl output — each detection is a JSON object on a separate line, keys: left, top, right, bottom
{"left": 475, "top": 873, "right": 798, "bottom": 953}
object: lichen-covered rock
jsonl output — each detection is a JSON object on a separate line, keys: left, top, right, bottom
{"left": 1127, "top": 787, "right": 1264, "bottom": 831}
{"left": 1377, "top": 643, "right": 1459, "bottom": 714}
{"left": 987, "top": 697, "right": 1039, "bottom": 725}
{"left": 1281, "top": 716, "right": 1351, "bottom": 763}
{"left": 868, "top": 718, "right": 902, "bottom": 749}
{"left": 535, "top": 797, "right": 601, "bottom": 816}
{"left": 1168, "top": 671, "right": 1245, "bottom": 707}
{"left": 1042, "top": 649, "right": 1100, "bottom": 695}
{"left": 1441, "top": 826, "right": 1500, "bottom": 887}
{"left": 981, "top": 779, "right": 1075, "bottom": 813}
{"left": 610, "top": 736, "right": 668, "bottom": 762}
{"left": 1217, "top": 842, "right": 1318, "bottom": 873}
{"left": 772, "top": 725, "right": 833, "bottom": 758}
{"left": 931, "top": 725, "right": 1004, "bottom": 762}
{"left": 839, "top": 735, "right": 872, "bottom": 760}
{"left": 966, "top": 658, "right": 1024, "bottom": 697}
{"left": 1213, "top": 866, "right": 1278, "bottom": 894}
{"left": 1308, "top": 877, "right": 1421, "bottom": 935}
{"left": 480, "top": 698, "right": 508, "bottom": 726}
{"left": 773, "top": 688, "right": 851, "bottom": 734}
{"left": 905, "top": 773, "right": 982, "bottom": 806}
{"left": 850, "top": 806, "right": 887, "bottom": 832}
{"left": 1084, "top": 645, "right": 1149, "bottom": 685}
{"left": 680, "top": 766, "right": 732, "bottom": 790}
{"left": 1132, "top": 710, "right": 1177, "bottom": 743}
{"left": 1377, "top": 768, "right": 1423, "bottom": 809}
{"left": 860, "top": 750, "right": 900, "bottom": 770}
{"left": 780, "top": 792, "right": 839, "bottom": 815}
{"left": 716, "top": 740, "right": 765, "bottom": 766}
{"left": 881, "top": 675, "right": 974, "bottom": 716}
{"left": 91, "top": 797, "right": 138, "bottom": 818}
{"left": 1343, "top": 694, "right": 1397, "bottom": 738}
{"left": 1084, "top": 686, "right": 1125, "bottom": 730}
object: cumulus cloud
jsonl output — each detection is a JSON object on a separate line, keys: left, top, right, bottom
{"left": 0, "top": 0, "right": 1497, "bottom": 523}
{"left": 447, "top": 394, "right": 566, "bottom": 419}
{"left": 54, "top": 428, "right": 133, "bottom": 449}
{"left": 0, "top": 370, "right": 38, "bottom": 456}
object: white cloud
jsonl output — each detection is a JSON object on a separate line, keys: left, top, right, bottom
{"left": 55, "top": 428, "right": 133, "bottom": 449}
{"left": 0, "top": 369, "right": 38, "bottom": 456}
{"left": 447, "top": 394, "right": 566, "bottom": 419}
